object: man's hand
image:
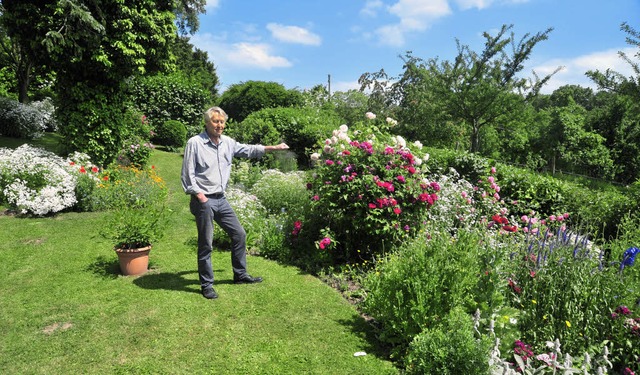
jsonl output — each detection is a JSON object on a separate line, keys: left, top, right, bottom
{"left": 266, "top": 143, "right": 290, "bottom": 152}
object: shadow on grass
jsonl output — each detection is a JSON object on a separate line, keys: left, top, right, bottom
{"left": 337, "top": 315, "right": 393, "bottom": 362}
{"left": 133, "top": 270, "right": 202, "bottom": 295}
{"left": 86, "top": 255, "right": 121, "bottom": 279}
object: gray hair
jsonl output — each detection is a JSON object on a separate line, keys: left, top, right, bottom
{"left": 204, "top": 106, "right": 228, "bottom": 124}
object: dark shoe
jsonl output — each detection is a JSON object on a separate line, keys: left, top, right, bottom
{"left": 201, "top": 287, "right": 218, "bottom": 299}
{"left": 234, "top": 275, "right": 263, "bottom": 284}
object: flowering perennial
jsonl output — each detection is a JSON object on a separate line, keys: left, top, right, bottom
{"left": 306, "top": 118, "right": 438, "bottom": 261}
{"left": 0, "top": 145, "right": 97, "bottom": 215}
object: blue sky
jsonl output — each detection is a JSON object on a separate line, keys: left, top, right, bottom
{"left": 191, "top": 0, "right": 639, "bottom": 94}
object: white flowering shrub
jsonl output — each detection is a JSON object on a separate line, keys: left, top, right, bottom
{"left": 214, "top": 187, "right": 267, "bottom": 250}
{"left": 0, "top": 97, "right": 55, "bottom": 139}
{"left": 0, "top": 145, "right": 82, "bottom": 215}
{"left": 251, "top": 169, "right": 309, "bottom": 215}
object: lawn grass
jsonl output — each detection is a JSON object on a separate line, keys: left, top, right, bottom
{"left": 0, "top": 136, "right": 397, "bottom": 374}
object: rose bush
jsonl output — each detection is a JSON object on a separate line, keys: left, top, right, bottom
{"left": 303, "top": 115, "right": 437, "bottom": 263}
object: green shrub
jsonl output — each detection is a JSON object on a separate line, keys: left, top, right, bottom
{"left": 257, "top": 215, "right": 289, "bottom": 262}
{"left": 129, "top": 72, "right": 211, "bottom": 137}
{"left": 230, "top": 161, "right": 265, "bottom": 190}
{"left": 250, "top": 169, "right": 309, "bottom": 216}
{"left": 153, "top": 119, "right": 187, "bottom": 150}
{"left": 0, "top": 96, "right": 53, "bottom": 139}
{"left": 115, "top": 114, "right": 155, "bottom": 168}
{"left": 217, "top": 81, "right": 304, "bottom": 122}
{"left": 404, "top": 307, "right": 492, "bottom": 375}
{"left": 240, "top": 107, "right": 344, "bottom": 168}
{"left": 362, "top": 229, "right": 487, "bottom": 351}
{"left": 56, "top": 85, "right": 134, "bottom": 167}
{"left": 224, "top": 117, "right": 281, "bottom": 168}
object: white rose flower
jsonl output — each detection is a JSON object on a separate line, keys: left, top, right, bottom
{"left": 310, "top": 152, "right": 320, "bottom": 161}
{"left": 339, "top": 124, "right": 348, "bottom": 133}
{"left": 365, "top": 112, "right": 376, "bottom": 120}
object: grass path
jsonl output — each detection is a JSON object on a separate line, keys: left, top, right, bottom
{"left": 0, "top": 144, "right": 397, "bottom": 374}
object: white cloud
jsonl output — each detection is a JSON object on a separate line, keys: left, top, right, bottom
{"left": 267, "top": 23, "right": 322, "bottom": 46}
{"left": 454, "top": 0, "right": 492, "bottom": 10}
{"left": 190, "top": 34, "right": 292, "bottom": 70}
{"left": 532, "top": 47, "right": 636, "bottom": 94}
{"left": 374, "top": 0, "right": 451, "bottom": 47}
{"left": 360, "top": 0, "right": 384, "bottom": 17}
{"left": 454, "top": 0, "right": 530, "bottom": 9}
{"left": 227, "top": 42, "right": 293, "bottom": 69}
{"left": 205, "top": 0, "right": 220, "bottom": 10}
{"left": 389, "top": 0, "right": 451, "bottom": 28}
{"left": 331, "top": 80, "right": 361, "bottom": 92}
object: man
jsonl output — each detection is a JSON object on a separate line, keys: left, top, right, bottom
{"left": 181, "top": 106, "right": 289, "bottom": 299}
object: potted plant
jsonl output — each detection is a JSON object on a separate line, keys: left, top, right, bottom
{"left": 100, "top": 165, "right": 169, "bottom": 275}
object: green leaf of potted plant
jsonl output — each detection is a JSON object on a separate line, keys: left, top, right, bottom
{"left": 99, "top": 166, "right": 169, "bottom": 275}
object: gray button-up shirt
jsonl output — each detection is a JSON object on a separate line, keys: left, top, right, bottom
{"left": 181, "top": 132, "right": 265, "bottom": 195}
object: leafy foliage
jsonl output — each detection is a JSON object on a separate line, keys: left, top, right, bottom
{"left": 304, "top": 121, "right": 438, "bottom": 263}
{"left": 237, "top": 107, "right": 344, "bottom": 167}
{"left": 217, "top": 81, "right": 304, "bottom": 122}
{"left": 404, "top": 306, "right": 492, "bottom": 375}
{"left": 129, "top": 72, "right": 211, "bottom": 138}
{"left": 250, "top": 169, "right": 309, "bottom": 216}
{"left": 3, "top": 0, "right": 177, "bottom": 167}
{"left": 363, "top": 229, "right": 490, "bottom": 351}
{"left": 0, "top": 96, "right": 53, "bottom": 139}
{"left": 99, "top": 165, "right": 169, "bottom": 249}
{"left": 170, "top": 35, "right": 219, "bottom": 97}
{"left": 152, "top": 119, "right": 187, "bottom": 151}
{"left": 360, "top": 24, "right": 558, "bottom": 153}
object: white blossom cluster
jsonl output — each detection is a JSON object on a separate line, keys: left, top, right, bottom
{"left": 426, "top": 169, "right": 481, "bottom": 234}
{"left": 0, "top": 145, "right": 79, "bottom": 216}
{"left": 220, "top": 187, "right": 267, "bottom": 242}
{"left": 0, "top": 97, "right": 56, "bottom": 139}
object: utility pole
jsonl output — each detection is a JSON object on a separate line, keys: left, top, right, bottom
{"left": 327, "top": 74, "right": 331, "bottom": 99}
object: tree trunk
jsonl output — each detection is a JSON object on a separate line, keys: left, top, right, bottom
{"left": 470, "top": 119, "right": 480, "bottom": 153}
{"left": 17, "top": 58, "right": 32, "bottom": 103}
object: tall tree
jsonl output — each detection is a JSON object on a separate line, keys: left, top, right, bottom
{"left": 1, "top": 0, "right": 177, "bottom": 165}
{"left": 586, "top": 21, "right": 640, "bottom": 183}
{"left": 173, "top": 0, "right": 206, "bottom": 35}
{"left": 171, "top": 35, "right": 219, "bottom": 98}
{"left": 362, "top": 24, "right": 560, "bottom": 153}
{"left": 0, "top": 1, "right": 57, "bottom": 102}
{"left": 217, "top": 81, "right": 304, "bottom": 122}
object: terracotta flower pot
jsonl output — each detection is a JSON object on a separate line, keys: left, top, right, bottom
{"left": 115, "top": 245, "right": 151, "bottom": 276}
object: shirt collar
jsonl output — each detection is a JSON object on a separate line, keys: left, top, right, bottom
{"left": 198, "top": 132, "right": 225, "bottom": 146}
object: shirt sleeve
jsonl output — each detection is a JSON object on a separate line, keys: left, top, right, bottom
{"left": 181, "top": 139, "right": 202, "bottom": 195}
{"left": 231, "top": 140, "right": 266, "bottom": 159}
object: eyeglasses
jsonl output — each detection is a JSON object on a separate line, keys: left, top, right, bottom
{"left": 210, "top": 119, "right": 225, "bottom": 124}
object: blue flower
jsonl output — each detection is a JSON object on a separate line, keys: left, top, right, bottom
{"left": 622, "top": 247, "right": 639, "bottom": 267}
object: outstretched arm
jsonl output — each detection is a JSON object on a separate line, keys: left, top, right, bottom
{"left": 264, "top": 143, "right": 290, "bottom": 152}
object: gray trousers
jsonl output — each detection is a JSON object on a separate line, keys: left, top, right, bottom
{"left": 190, "top": 195, "right": 248, "bottom": 289}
